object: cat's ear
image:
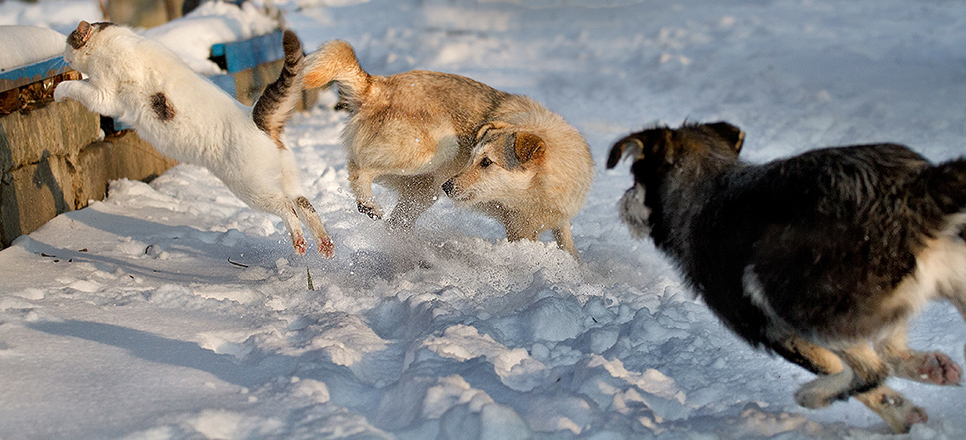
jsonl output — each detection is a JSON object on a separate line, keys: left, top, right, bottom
{"left": 68, "top": 21, "right": 93, "bottom": 49}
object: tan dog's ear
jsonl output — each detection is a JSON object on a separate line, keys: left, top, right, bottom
{"left": 475, "top": 121, "right": 511, "bottom": 142}
{"left": 514, "top": 132, "right": 545, "bottom": 164}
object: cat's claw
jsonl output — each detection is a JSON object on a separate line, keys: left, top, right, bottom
{"left": 318, "top": 237, "right": 335, "bottom": 258}
{"left": 292, "top": 236, "right": 308, "bottom": 256}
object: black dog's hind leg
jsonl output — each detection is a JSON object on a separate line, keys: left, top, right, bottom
{"left": 773, "top": 336, "right": 926, "bottom": 433}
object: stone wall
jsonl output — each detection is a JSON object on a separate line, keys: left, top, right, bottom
{"left": 0, "top": 97, "right": 178, "bottom": 247}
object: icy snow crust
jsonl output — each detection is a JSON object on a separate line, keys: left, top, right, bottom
{"left": 1, "top": 0, "right": 966, "bottom": 439}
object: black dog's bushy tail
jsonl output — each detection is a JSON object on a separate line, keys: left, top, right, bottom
{"left": 924, "top": 158, "right": 966, "bottom": 214}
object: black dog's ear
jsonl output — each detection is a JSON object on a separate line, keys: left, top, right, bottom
{"left": 704, "top": 122, "right": 745, "bottom": 154}
{"left": 607, "top": 136, "right": 645, "bottom": 169}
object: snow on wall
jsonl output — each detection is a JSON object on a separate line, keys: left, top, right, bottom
{"left": 142, "top": 1, "right": 281, "bottom": 75}
{"left": 0, "top": 25, "right": 67, "bottom": 71}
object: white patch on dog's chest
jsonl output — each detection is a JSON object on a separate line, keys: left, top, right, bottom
{"left": 889, "top": 214, "right": 966, "bottom": 318}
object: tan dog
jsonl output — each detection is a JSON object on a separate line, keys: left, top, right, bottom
{"left": 303, "top": 40, "right": 594, "bottom": 258}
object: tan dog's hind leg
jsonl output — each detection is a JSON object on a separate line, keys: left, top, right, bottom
{"left": 944, "top": 288, "right": 966, "bottom": 367}
{"left": 348, "top": 165, "right": 384, "bottom": 219}
{"left": 552, "top": 223, "right": 578, "bottom": 260}
{"left": 876, "top": 322, "right": 962, "bottom": 385}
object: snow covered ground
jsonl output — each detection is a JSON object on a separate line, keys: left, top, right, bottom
{"left": 2, "top": 0, "right": 966, "bottom": 438}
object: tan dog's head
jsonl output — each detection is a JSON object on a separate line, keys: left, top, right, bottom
{"left": 442, "top": 121, "right": 546, "bottom": 206}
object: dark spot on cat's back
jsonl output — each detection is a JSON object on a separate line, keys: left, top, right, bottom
{"left": 150, "top": 92, "right": 176, "bottom": 122}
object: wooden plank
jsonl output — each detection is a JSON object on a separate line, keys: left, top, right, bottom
{"left": 0, "top": 57, "right": 71, "bottom": 94}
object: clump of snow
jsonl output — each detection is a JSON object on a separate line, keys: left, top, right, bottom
{"left": 142, "top": 1, "right": 281, "bottom": 75}
{"left": 0, "top": 25, "right": 67, "bottom": 71}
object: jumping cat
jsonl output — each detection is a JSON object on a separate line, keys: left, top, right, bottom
{"left": 54, "top": 21, "right": 334, "bottom": 257}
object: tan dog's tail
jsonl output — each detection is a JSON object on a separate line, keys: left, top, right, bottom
{"left": 303, "top": 40, "right": 370, "bottom": 103}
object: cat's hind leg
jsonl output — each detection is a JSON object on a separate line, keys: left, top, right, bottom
{"left": 294, "top": 196, "right": 335, "bottom": 258}
{"left": 278, "top": 202, "right": 308, "bottom": 255}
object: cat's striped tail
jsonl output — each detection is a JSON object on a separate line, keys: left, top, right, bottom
{"left": 302, "top": 40, "right": 370, "bottom": 110}
{"left": 252, "top": 29, "right": 304, "bottom": 150}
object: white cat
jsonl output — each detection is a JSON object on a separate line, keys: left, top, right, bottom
{"left": 54, "top": 21, "right": 334, "bottom": 257}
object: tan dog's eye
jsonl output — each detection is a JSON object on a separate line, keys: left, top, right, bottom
{"left": 480, "top": 157, "right": 493, "bottom": 168}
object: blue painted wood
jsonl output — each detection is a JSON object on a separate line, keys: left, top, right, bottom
{"left": 0, "top": 56, "right": 71, "bottom": 93}
{"left": 210, "top": 30, "right": 284, "bottom": 73}
{"left": 208, "top": 73, "right": 236, "bottom": 95}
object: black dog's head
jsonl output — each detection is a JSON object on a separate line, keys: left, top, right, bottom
{"left": 606, "top": 121, "right": 745, "bottom": 239}
{"left": 606, "top": 121, "right": 745, "bottom": 175}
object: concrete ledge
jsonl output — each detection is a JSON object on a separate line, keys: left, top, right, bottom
{"left": 74, "top": 134, "right": 178, "bottom": 204}
{"left": 0, "top": 97, "right": 179, "bottom": 247}
{"left": 0, "top": 99, "right": 98, "bottom": 172}
{"left": 1, "top": 150, "right": 76, "bottom": 245}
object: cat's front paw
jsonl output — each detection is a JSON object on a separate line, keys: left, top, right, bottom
{"left": 53, "top": 81, "right": 75, "bottom": 103}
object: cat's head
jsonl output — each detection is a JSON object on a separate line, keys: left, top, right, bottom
{"left": 64, "top": 21, "right": 118, "bottom": 70}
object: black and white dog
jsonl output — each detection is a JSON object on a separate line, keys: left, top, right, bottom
{"left": 607, "top": 122, "right": 966, "bottom": 433}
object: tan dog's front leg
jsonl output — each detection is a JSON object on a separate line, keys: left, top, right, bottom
{"left": 387, "top": 175, "right": 438, "bottom": 230}
{"left": 552, "top": 223, "right": 578, "bottom": 260}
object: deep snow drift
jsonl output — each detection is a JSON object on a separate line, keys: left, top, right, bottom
{"left": 1, "top": 0, "right": 965, "bottom": 439}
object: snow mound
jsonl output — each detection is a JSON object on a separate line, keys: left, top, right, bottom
{"left": 0, "top": 25, "right": 67, "bottom": 71}
{"left": 142, "top": 1, "right": 280, "bottom": 75}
